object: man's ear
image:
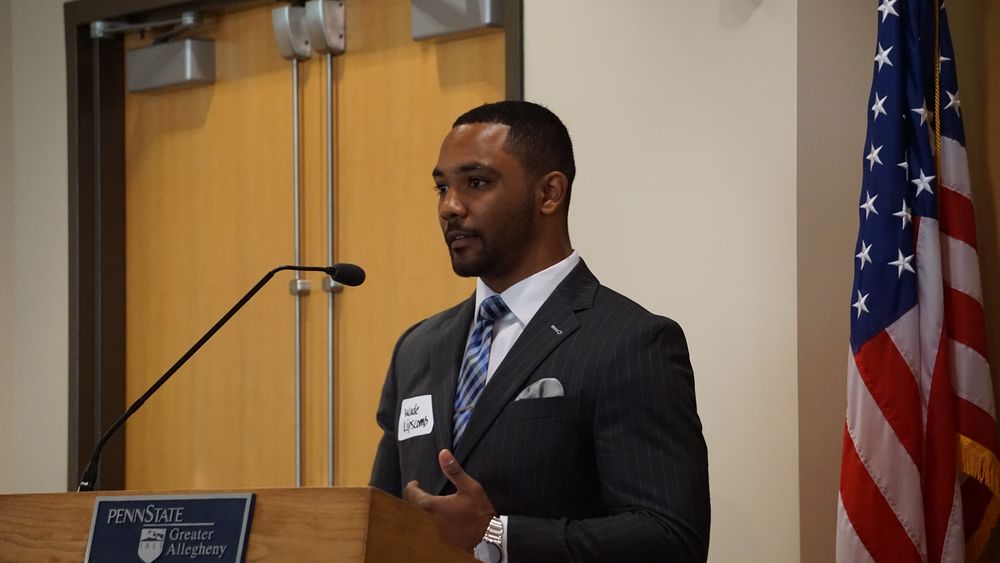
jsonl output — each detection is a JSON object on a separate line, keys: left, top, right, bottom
{"left": 538, "top": 171, "right": 569, "bottom": 216}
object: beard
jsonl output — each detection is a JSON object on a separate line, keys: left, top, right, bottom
{"left": 447, "top": 196, "right": 536, "bottom": 279}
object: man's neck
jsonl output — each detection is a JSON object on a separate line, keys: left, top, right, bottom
{"left": 482, "top": 245, "right": 573, "bottom": 293}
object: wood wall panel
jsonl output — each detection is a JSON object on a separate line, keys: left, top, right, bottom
{"left": 124, "top": 1, "right": 505, "bottom": 490}
{"left": 125, "top": 7, "right": 298, "bottom": 489}
{"left": 325, "top": 0, "right": 505, "bottom": 487}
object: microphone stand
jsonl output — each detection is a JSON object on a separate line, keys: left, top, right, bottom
{"left": 77, "top": 264, "right": 342, "bottom": 492}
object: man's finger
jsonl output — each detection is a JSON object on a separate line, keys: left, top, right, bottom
{"left": 403, "top": 480, "right": 435, "bottom": 509}
{"left": 438, "top": 449, "right": 478, "bottom": 493}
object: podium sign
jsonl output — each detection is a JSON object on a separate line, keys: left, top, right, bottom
{"left": 83, "top": 493, "right": 255, "bottom": 563}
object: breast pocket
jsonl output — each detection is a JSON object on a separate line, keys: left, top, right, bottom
{"left": 506, "top": 396, "right": 580, "bottom": 420}
{"left": 484, "top": 396, "right": 593, "bottom": 512}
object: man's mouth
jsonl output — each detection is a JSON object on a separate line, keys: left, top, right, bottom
{"left": 446, "top": 230, "right": 478, "bottom": 250}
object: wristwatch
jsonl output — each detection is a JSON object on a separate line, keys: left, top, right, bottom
{"left": 473, "top": 515, "right": 503, "bottom": 563}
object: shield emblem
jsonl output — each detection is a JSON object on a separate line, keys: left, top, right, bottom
{"left": 137, "top": 528, "right": 165, "bottom": 563}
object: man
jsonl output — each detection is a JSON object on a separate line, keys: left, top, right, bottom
{"left": 370, "top": 101, "right": 710, "bottom": 563}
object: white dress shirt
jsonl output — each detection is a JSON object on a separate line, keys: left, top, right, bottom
{"left": 474, "top": 250, "right": 581, "bottom": 382}
{"left": 468, "top": 250, "right": 581, "bottom": 560}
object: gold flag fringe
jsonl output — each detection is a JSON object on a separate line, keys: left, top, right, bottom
{"left": 959, "top": 433, "right": 1000, "bottom": 562}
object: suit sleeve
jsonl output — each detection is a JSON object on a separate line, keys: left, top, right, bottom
{"left": 369, "top": 324, "right": 420, "bottom": 496}
{"left": 507, "top": 316, "right": 711, "bottom": 563}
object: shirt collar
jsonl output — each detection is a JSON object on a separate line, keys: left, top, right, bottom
{"left": 474, "top": 251, "right": 581, "bottom": 327}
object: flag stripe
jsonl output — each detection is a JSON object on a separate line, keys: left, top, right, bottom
{"left": 854, "top": 332, "right": 925, "bottom": 465}
{"left": 840, "top": 428, "right": 924, "bottom": 563}
{"left": 938, "top": 484, "right": 965, "bottom": 563}
{"left": 943, "top": 288, "right": 988, "bottom": 358}
{"left": 951, "top": 340, "right": 995, "bottom": 418}
{"left": 941, "top": 235, "right": 983, "bottom": 304}
{"left": 957, "top": 399, "right": 1000, "bottom": 454}
{"left": 938, "top": 187, "right": 978, "bottom": 249}
{"left": 837, "top": 495, "right": 879, "bottom": 563}
{"left": 922, "top": 338, "right": 960, "bottom": 563}
{"left": 884, "top": 308, "right": 922, "bottom": 390}
{"left": 940, "top": 137, "right": 971, "bottom": 199}
{"left": 846, "top": 354, "right": 926, "bottom": 553}
{"left": 916, "top": 219, "right": 945, "bottom": 402}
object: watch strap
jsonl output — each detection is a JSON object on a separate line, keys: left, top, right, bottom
{"left": 483, "top": 515, "right": 503, "bottom": 545}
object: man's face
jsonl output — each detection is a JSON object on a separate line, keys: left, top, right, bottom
{"left": 433, "top": 123, "right": 537, "bottom": 281}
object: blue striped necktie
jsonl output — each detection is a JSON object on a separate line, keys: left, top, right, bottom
{"left": 453, "top": 295, "right": 509, "bottom": 445}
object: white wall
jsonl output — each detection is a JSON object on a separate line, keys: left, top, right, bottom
{"left": 0, "top": 0, "right": 68, "bottom": 493}
{"left": 524, "top": 2, "right": 800, "bottom": 561}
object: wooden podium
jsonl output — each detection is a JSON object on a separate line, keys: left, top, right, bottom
{"left": 0, "top": 486, "right": 477, "bottom": 562}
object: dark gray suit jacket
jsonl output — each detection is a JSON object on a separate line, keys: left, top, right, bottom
{"left": 370, "top": 261, "right": 710, "bottom": 562}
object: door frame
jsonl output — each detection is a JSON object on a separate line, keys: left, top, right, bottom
{"left": 63, "top": 0, "right": 523, "bottom": 491}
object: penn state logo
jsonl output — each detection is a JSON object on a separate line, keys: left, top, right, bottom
{"left": 137, "top": 528, "right": 165, "bottom": 562}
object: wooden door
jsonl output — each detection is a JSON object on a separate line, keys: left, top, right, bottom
{"left": 124, "top": 0, "right": 505, "bottom": 489}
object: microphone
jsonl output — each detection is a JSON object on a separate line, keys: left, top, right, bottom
{"left": 323, "top": 262, "right": 365, "bottom": 287}
{"left": 76, "top": 263, "right": 366, "bottom": 492}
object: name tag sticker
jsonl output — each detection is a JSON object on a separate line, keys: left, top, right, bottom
{"left": 84, "top": 493, "right": 254, "bottom": 563}
{"left": 398, "top": 394, "right": 434, "bottom": 441}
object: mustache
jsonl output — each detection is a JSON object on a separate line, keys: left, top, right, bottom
{"left": 444, "top": 225, "right": 480, "bottom": 243}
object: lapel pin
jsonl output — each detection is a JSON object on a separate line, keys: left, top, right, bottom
{"left": 550, "top": 324, "right": 563, "bottom": 335}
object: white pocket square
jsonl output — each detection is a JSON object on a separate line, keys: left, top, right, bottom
{"left": 515, "top": 378, "right": 564, "bottom": 401}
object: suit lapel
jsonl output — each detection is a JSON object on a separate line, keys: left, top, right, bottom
{"left": 426, "top": 296, "right": 474, "bottom": 494}
{"left": 446, "top": 261, "right": 599, "bottom": 485}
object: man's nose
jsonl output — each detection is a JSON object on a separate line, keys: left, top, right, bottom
{"left": 439, "top": 189, "right": 466, "bottom": 220}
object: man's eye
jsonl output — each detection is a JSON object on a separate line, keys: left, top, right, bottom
{"left": 434, "top": 183, "right": 448, "bottom": 195}
{"left": 469, "top": 178, "right": 487, "bottom": 188}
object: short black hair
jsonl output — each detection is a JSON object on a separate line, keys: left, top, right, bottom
{"left": 453, "top": 101, "right": 576, "bottom": 203}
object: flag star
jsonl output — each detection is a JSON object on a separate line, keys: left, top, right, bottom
{"left": 892, "top": 199, "right": 912, "bottom": 229}
{"left": 911, "top": 103, "right": 932, "bottom": 127}
{"left": 898, "top": 159, "right": 910, "bottom": 179}
{"left": 945, "top": 90, "right": 961, "bottom": 116}
{"left": 860, "top": 191, "right": 879, "bottom": 219}
{"left": 871, "top": 93, "right": 888, "bottom": 121}
{"left": 877, "top": 0, "right": 899, "bottom": 22}
{"left": 888, "top": 250, "right": 915, "bottom": 278}
{"left": 940, "top": 55, "right": 952, "bottom": 63}
{"left": 912, "top": 169, "right": 936, "bottom": 196}
{"left": 866, "top": 143, "right": 884, "bottom": 171}
{"left": 856, "top": 241, "right": 873, "bottom": 270}
{"left": 874, "top": 43, "right": 894, "bottom": 71}
{"left": 853, "top": 290, "right": 870, "bottom": 318}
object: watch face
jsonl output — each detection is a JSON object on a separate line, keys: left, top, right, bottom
{"left": 474, "top": 541, "right": 502, "bottom": 563}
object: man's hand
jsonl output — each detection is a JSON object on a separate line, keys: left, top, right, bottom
{"left": 403, "top": 449, "right": 496, "bottom": 552}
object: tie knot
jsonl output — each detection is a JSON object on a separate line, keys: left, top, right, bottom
{"left": 478, "top": 295, "right": 509, "bottom": 324}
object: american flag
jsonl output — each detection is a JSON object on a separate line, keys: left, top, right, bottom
{"left": 837, "top": 1, "right": 1000, "bottom": 562}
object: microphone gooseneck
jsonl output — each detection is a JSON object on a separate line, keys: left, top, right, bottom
{"left": 77, "top": 263, "right": 365, "bottom": 492}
